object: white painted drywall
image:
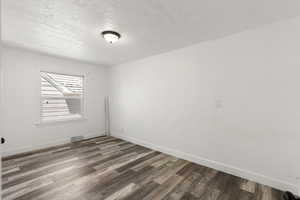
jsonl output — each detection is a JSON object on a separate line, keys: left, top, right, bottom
{"left": 109, "top": 17, "right": 300, "bottom": 194}
{"left": 0, "top": 46, "right": 108, "bottom": 156}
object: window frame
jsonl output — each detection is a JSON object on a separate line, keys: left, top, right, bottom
{"left": 38, "top": 70, "right": 86, "bottom": 124}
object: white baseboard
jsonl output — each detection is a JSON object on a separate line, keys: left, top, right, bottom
{"left": 2, "top": 131, "right": 106, "bottom": 157}
{"left": 113, "top": 133, "right": 299, "bottom": 196}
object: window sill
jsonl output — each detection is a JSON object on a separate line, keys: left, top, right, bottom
{"left": 35, "top": 116, "right": 87, "bottom": 126}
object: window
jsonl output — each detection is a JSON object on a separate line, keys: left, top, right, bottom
{"left": 40, "top": 71, "right": 84, "bottom": 123}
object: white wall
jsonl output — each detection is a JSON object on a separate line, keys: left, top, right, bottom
{"left": 109, "top": 17, "right": 300, "bottom": 194}
{"left": 1, "top": 46, "right": 108, "bottom": 156}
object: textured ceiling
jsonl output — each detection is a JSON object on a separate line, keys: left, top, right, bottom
{"left": 2, "top": 0, "right": 300, "bottom": 66}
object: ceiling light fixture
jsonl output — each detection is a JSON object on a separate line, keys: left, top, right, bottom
{"left": 102, "top": 30, "right": 121, "bottom": 44}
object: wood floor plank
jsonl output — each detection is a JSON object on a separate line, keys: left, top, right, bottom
{"left": 1, "top": 136, "right": 284, "bottom": 200}
{"left": 163, "top": 171, "right": 203, "bottom": 200}
{"left": 2, "top": 179, "right": 54, "bottom": 200}
{"left": 154, "top": 159, "right": 188, "bottom": 184}
{"left": 144, "top": 174, "right": 184, "bottom": 200}
{"left": 240, "top": 180, "right": 257, "bottom": 194}
{"left": 100, "top": 166, "right": 155, "bottom": 199}
{"left": 40, "top": 170, "right": 121, "bottom": 200}
{"left": 115, "top": 151, "right": 160, "bottom": 173}
{"left": 104, "top": 182, "right": 136, "bottom": 200}
{"left": 120, "top": 181, "right": 160, "bottom": 200}
{"left": 15, "top": 165, "right": 96, "bottom": 200}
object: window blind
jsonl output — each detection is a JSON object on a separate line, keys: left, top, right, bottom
{"left": 40, "top": 72, "right": 83, "bottom": 122}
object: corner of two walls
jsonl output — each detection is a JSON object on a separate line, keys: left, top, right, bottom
{"left": 108, "top": 17, "right": 300, "bottom": 195}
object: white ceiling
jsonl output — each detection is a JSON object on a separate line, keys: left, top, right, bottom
{"left": 2, "top": 0, "right": 300, "bottom": 66}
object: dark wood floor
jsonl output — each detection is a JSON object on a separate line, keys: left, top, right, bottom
{"left": 2, "top": 136, "right": 283, "bottom": 200}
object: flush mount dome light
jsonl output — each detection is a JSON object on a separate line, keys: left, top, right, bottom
{"left": 102, "top": 30, "right": 121, "bottom": 44}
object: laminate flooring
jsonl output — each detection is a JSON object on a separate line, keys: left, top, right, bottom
{"left": 2, "top": 136, "right": 284, "bottom": 200}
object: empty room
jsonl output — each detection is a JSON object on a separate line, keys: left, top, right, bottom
{"left": 1, "top": 0, "right": 300, "bottom": 199}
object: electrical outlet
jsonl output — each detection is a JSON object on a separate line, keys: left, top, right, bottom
{"left": 215, "top": 99, "right": 223, "bottom": 108}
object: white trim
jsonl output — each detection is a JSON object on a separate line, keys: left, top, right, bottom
{"left": 35, "top": 116, "right": 87, "bottom": 126}
{"left": 2, "top": 131, "right": 106, "bottom": 157}
{"left": 40, "top": 70, "right": 85, "bottom": 78}
{"left": 112, "top": 133, "right": 299, "bottom": 196}
{"left": 41, "top": 96, "right": 82, "bottom": 100}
